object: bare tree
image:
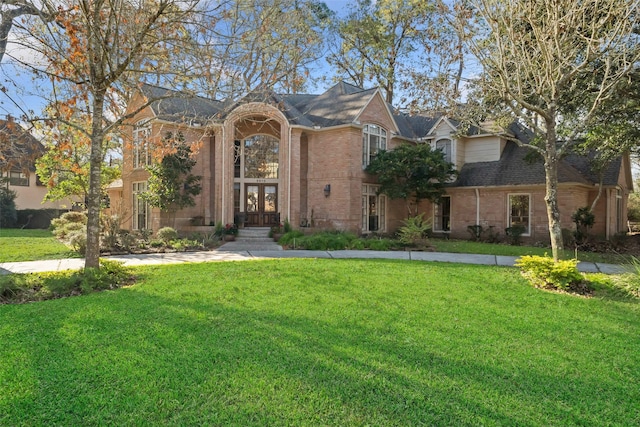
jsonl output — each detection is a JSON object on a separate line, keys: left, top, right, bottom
{"left": 7, "top": 0, "right": 210, "bottom": 268}
{"left": 327, "top": 0, "right": 463, "bottom": 110}
{"left": 0, "top": 0, "right": 57, "bottom": 64}
{"left": 456, "top": 0, "right": 640, "bottom": 261}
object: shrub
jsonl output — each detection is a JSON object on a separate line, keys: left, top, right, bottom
{"left": 283, "top": 218, "right": 292, "bottom": 233}
{"left": 515, "top": 255, "right": 588, "bottom": 293}
{"left": 398, "top": 214, "right": 432, "bottom": 247}
{"left": 0, "top": 183, "right": 17, "bottom": 228}
{"left": 0, "top": 260, "right": 134, "bottom": 304}
{"left": 157, "top": 227, "right": 178, "bottom": 243}
{"left": 467, "top": 225, "right": 483, "bottom": 242}
{"left": 572, "top": 207, "right": 595, "bottom": 245}
{"left": 68, "top": 230, "right": 87, "bottom": 255}
{"left": 367, "top": 238, "right": 395, "bottom": 251}
{"left": 278, "top": 230, "right": 304, "bottom": 247}
{"left": 609, "top": 257, "right": 640, "bottom": 298}
{"left": 505, "top": 225, "right": 526, "bottom": 245}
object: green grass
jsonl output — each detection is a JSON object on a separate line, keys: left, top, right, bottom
{"left": 0, "top": 228, "right": 80, "bottom": 262}
{"left": 1, "top": 259, "right": 639, "bottom": 425}
{"left": 431, "top": 238, "right": 629, "bottom": 264}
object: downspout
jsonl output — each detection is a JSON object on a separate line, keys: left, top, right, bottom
{"left": 288, "top": 124, "right": 292, "bottom": 222}
{"left": 475, "top": 188, "right": 480, "bottom": 225}
{"left": 221, "top": 125, "right": 226, "bottom": 224}
{"left": 605, "top": 188, "right": 611, "bottom": 240}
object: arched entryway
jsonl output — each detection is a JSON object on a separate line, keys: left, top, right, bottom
{"left": 234, "top": 134, "right": 280, "bottom": 227}
{"left": 230, "top": 114, "right": 283, "bottom": 228}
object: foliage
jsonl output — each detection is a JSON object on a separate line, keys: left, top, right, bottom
{"left": 35, "top": 121, "right": 120, "bottom": 203}
{"left": 156, "top": 227, "right": 178, "bottom": 244}
{"left": 609, "top": 257, "right": 640, "bottom": 298}
{"left": 572, "top": 207, "right": 595, "bottom": 245}
{"left": 515, "top": 255, "right": 587, "bottom": 293}
{"left": 223, "top": 223, "right": 238, "bottom": 236}
{"left": 0, "top": 259, "right": 133, "bottom": 304}
{"left": 143, "top": 140, "right": 202, "bottom": 225}
{"left": 628, "top": 191, "right": 640, "bottom": 222}
{"left": 366, "top": 143, "right": 456, "bottom": 216}
{"left": 0, "top": 179, "right": 17, "bottom": 228}
{"left": 283, "top": 217, "right": 292, "bottom": 233}
{"left": 1, "top": 260, "right": 640, "bottom": 425}
{"left": 278, "top": 230, "right": 399, "bottom": 251}
{"left": 505, "top": 225, "right": 526, "bottom": 246}
{"left": 269, "top": 222, "right": 284, "bottom": 237}
{"left": 397, "top": 213, "right": 432, "bottom": 247}
{"left": 50, "top": 211, "right": 87, "bottom": 248}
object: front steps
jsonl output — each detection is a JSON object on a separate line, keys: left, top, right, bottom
{"left": 217, "top": 227, "right": 283, "bottom": 251}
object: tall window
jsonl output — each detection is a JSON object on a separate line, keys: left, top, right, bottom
{"left": 8, "top": 170, "right": 28, "bottom": 186}
{"left": 132, "top": 182, "right": 149, "bottom": 230}
{"left": 362, "top": 124, "right": 387, "bottom": 167}
{"left": 362, "top": 185, "right": 386, "bottom": 233}
{"left": 435, "top": 138, "right": 452, "bottom": 163}
{"left": 133, "top": 121, "right": 151, "bottom": 169}
{"left": 241, "top": 135, "right": 279, "bottom": 179}
{"left": 434, "top": 196, "right": 451, "bottom": 232}
{"left": 508, "top": 194, "right": 530, "bottom": 235}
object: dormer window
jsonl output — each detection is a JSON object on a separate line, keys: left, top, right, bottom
{"left": 362, "top": 124, "right": 387, "bottom": 167}
{"left": 435, "top": 138, "right": 452, "bottom": 163}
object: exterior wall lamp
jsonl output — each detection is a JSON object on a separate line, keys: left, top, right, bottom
{"left": 324, "top": 184, "right": 331, "bottom": 197}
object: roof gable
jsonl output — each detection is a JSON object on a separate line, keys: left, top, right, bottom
{"left": 0, "top": 119, "right": 44, "bottom": 172}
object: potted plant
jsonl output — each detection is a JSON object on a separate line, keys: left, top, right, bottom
{"left": 269, "top": 223, "right": 284, "bottom": 242}
{"left": 223, "top": 223, "right": 238, "bottom": 241}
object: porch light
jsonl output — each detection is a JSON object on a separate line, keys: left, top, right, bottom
{"left": 324, "top": 184, "right": 331, "bottom": 197}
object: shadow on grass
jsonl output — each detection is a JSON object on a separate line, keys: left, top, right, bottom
{"left": 2, "top": 261, "right": 639, "bottom": 426}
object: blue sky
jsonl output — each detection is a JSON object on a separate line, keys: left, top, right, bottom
{"left": 0, "top": 0, "right": 354, "bottom": 121}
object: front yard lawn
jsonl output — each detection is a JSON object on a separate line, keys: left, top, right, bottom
{"left": 0, "top": 229, "right": 80, "bottom": 262}
{"left": 1, "top": 259, "right": 638, "bottom": 425}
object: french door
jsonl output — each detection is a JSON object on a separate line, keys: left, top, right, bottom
{"left": 245, "top": 184, "right": 279, "bottom": 227}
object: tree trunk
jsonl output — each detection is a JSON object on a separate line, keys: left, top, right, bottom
{"left": 84, "top": 91, "right": 106, "bottom": 269}
{"left": 544, "top": 119, "right": 564, "bottom": 261}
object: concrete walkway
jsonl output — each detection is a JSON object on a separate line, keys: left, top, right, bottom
{"left": 0, "top": 247, "right": 630, "bottom": 275}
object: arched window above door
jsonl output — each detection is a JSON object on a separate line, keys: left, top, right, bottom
{"left": 234, "top": 134, "right": 279, "bottom": 179}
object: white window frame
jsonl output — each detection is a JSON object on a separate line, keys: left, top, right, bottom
{"left": 433, "top": 195, "right": 451, "bottom": 232}
{"left": 508, "top": 193, "right": 531, "bottom": 236}
{"left": 133, "top": 121, "right": 151, "bottom": 169}
{"left": 362, "top": 184, "right": 386, "bottom": 233}
{"left": 362, "top": 124, "right": 387, "bottom": 168}
{"left": 132, "top": 181, "right": 149, "bottom": 230}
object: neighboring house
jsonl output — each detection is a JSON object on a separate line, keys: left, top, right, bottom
{"left": 117, "top": 82, "right": 632, "bottom": 242}
{"left": 0, "top": 119, "right": 74, "bottom": 212}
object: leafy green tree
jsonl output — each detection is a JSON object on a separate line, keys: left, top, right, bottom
{"left": 366, "top": 143, "right": 457, "bottom": 217}
{"left": 143, "top": 133, "right": 201, "bottom": 227}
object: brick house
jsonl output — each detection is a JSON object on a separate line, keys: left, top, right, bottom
{"left": 115, "top": 82, "right": 632, "bottom": 242}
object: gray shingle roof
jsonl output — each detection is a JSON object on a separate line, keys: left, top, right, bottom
{"left": 141, "top": 85, "right": 227, "bottom": 122}
{"left": 455, "top": 141, "right": 605, "bottom": 187}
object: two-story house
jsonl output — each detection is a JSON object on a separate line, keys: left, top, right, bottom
{"left": 115, "top": 82, "right": 631, "bottom": 242}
